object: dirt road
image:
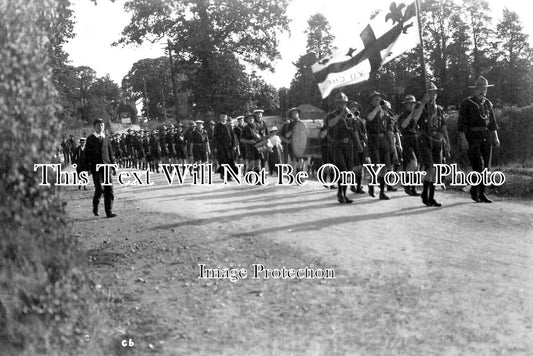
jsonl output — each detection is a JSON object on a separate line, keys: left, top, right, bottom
{"left": 68, "top": 170, "right": 533, "bottom": 355}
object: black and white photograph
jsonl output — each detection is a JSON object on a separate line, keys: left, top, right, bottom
{"left": 1, "top": 0, "right": 533, "bottom": 354}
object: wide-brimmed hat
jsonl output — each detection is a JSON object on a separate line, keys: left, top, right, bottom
{"left": 270, "top": 126, "right": 279, "bottom": 132}
{"left": 235, "top": 115, "right": 244, "bottom": 121}
{"left": 348, "top": 100, "right": 362, "bottom": 110}
{"left": 195, "top": 120, "right": 204, "bottom": 125}
{"left": 426, "top": 82, "right": 443, "bottom": 92}
{"left": 334, "top": 92, "right": 349, "bottom": 103}
{"left": 402, "top": 95, "right": 417, "bottom": 104}
{"left": 369, "top": 91, "right": 386, "bottom": 100}
{"left": 468, "top": 75, "right": 494, "bottom": 88}
{"left": 93, "top": 118, "right": 104, "bottom": 126}
{"left": 253, "top": 109, "right": 264, "bottom": 114}
{"left": 287, "top": 107, "right": 301, "bottom": 116}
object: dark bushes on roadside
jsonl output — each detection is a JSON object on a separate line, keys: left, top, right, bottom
{"left": 0, "top": 1, "right": 106, "bottom": 354}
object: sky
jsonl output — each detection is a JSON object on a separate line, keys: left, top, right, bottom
{"left": 64, "top": 0, "right": 533, "bottom": 89}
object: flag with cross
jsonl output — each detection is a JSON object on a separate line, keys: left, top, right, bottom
{"left": 311, "top": 1, "right": 420, "bottom": 99}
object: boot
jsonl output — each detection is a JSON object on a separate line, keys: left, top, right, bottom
{"left": 92, "top": 200, "right": 99, "bottom": 217}
{"left": 404, "top": 185, "right": 413, "bottom": 196}
{"left": 421, "top": 181, "right": 430, "bottom": 206}
{"left": 350, "top": 185, "right": 356, "bottom": 193}
{"left": 387, "top": 185, "right": 397, "bottom": 192}
{"left": 410, "top": 186, "right": 420, "bottom": 196}
{"left": 368, "top": 182, "right": 375, "bottom": 197}
{"left": 379, "top": 177, "right": 390, "bottom": 200}
{"left": 470, "top": 185, "right": 480, "bottom": 202}
{"left": 343, "top": 186, "right": 353, "bottom": 204}
{"left": 479, "top": 184, "right": 492, "bottom": 203}
{"left": 428, "top": 183, "right": 442, "bottom": 207}
{"left": 356, "top": 175, "right": 365, "bottom": 193}
{"left": 337, "top": 185, "right": 345, "bottom": 204}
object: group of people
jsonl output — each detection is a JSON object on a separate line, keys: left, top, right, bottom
{"left": 320, "top": 75, "right": 500, "bottom": 206}
{"left": 70, "top": 75, "right": 500, "bottom": 218}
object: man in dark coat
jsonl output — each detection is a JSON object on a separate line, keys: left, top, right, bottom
{"left": 326, "top": 92, "right": 355, "bottom": 204}
{"left": 85, "top": 118, "right": 117, "bottom": 218}
{"left": 412, "top": 82, "right": 451, "bottom": 207}
{"left": 458, "top": 76, "right": 500, "bottom": 203}
{"left": 233, "top": 116, "right": 245, "bottom": 165}
{"left": 74, "top": 137, "right": 88, "bottom": 190}
{"left": 213, "top": 112, "right": 238, "bottom": 179}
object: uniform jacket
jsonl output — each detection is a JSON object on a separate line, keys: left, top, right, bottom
{"left": 85, "top": 134, "right": 115, "bottom": 174}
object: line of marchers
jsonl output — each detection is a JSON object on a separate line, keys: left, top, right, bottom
{"left": 34, "top": 163, "right": 505, "bottom": 187}
{"left": 198, "top": 263, "right": 336, "bottom": 283}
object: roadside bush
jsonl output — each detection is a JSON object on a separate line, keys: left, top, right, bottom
{"left": 446, "top": 105, "right": 533, "bottom": 168}
{"left": 495, "top": 105, "right": 533, "bottom": 165}
{"left": 0, "top": 0, "right": 106, "bottom": 354}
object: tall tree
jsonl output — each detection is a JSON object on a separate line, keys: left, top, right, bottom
{"left": 422, "top": 0, "right": 467, "bottom": 106}
{"left": 490, "top": 9, "right": 532, "bottom": 105}
{"left": 122, "top": 57, "right": 172, "bottom": 120}
{"left": 117, "top": 0, "right": 290, "bottom": 113}
{"left": 463, "top": 0, "right": 493, "bottom": 77}
{"left": 305, "top": 13, "right": 336, "bottom": 60}
{"left": 289, "top": 13, "right": 336, "bottom": 108}
{"left": 446, "top": 12, "right": 472, "bottom": 105}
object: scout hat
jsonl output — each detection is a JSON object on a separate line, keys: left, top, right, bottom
{"left": 334, "top": 92, "right": 349, "bottom": 103}
{"left": 235, "top": 115, "right": 244, "bottom": 121}
{"left": 402, "top": 95, "right": 417, "bottom": 104}
{"left": 253, "top": 109, "right": 264, "bottom": 114}
{"left": 79, "top": 137, "right": 86, "bottom": 143}
{"left": 189, "top": 120, "right": 197, "bottom": 127}
{"left": 468, "top": 75, "right": 494, "bottom": 88}
{"left": 426, "top": 82, "right": 443, "bottom": 92}
{"left": 208, "top": 120, "right": 215, "bottom": 125}
{"left": 195, "top": 120, "right": 204, "bottom": 125}
{"left": 287, "top": 107, "right": 301, "bottom": 116}
{"left": 244, "top": 113, "right": 255, "bottom": 121}
{"left": 270, "top": 126, "right": 279, "bottom": 132}
{"left": 369, "top": 91, "right": 386, "bottom": 100}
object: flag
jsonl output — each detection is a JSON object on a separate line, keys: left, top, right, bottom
{"left": 312, "top": 1, "right": 419, "bottom": 99}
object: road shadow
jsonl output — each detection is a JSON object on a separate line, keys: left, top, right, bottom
{"left": 150, "top": 194, "right": 468, "bottom": 232}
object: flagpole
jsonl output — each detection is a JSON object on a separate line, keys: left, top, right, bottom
{"left": 414, "top": 0, "right": 427, "bottom": 85}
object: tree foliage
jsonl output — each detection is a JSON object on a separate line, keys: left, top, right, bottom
{"left": 117, "top": 0, "right": 290, "bottom": 114}
{"left": 289, "top": 13, "right": 336, "bottom": 109}
{"left": 305, "top": 2, "right": 533, "bottom": 110}
{"left": 0, "top": 0, "right": 103, "bottom": 352}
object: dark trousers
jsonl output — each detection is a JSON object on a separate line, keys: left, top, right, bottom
{"left": 92, "top": 170, "right": 114, "bottom": 215}
{"left": 401, "top": 134, "right": 419, "bottom": 168}
{"left": 368, "top": 134, "right": 391, "bottom": 168}
{"left": 467, "top": 132, "right": 493, "bottom": 197}
{"left": 418, "top": 135, "right": 443, "bottom": 179}
{"left": 329, "top": 142, "right": 354, "bottom": 172}
{"left": 467, "top": 133, "right": 492, "bottom": 172}
{"left": 217, "top": 147, "right": 237, "bottom": 173}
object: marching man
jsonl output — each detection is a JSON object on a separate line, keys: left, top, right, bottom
{"left": 412, "top": 82, "right": 450, "bottom": 207}
{"left": 458, "top": 76, "right": 500, "bottom": 203}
